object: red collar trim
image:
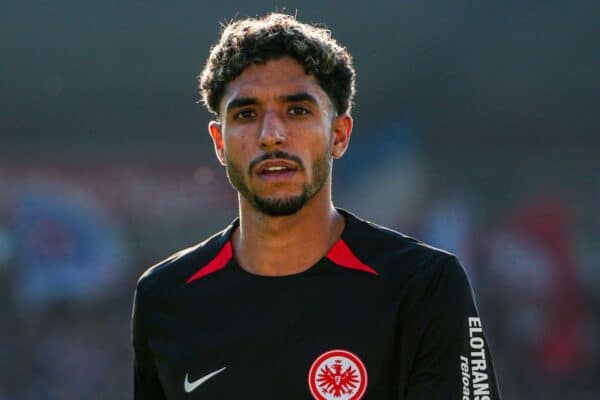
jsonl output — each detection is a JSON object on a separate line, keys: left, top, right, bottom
{"left": 186, "top": 237, "right": 378, "bottom": 283}
{"left": 326, "top": 239, "right": 378, "bottom": 276}
{"left": 186, "top": 241, "right": 232, "bottom": 284}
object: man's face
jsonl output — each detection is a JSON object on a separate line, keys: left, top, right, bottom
{"left": 209, "top": 57, "right": 350, "bottom": 216}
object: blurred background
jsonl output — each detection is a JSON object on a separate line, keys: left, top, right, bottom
{"left": 1, "top": 1, "right": 599, "bottom": 399}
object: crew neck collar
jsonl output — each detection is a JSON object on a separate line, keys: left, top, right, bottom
{"left": 185, "top": 208, "right": 377, "bottom": 284}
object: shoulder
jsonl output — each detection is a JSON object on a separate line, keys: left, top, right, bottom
{"left": 341, "top": 209, "right": 464, "bottom": 283}
{"left": 135, "top": 223, "right": 233, "bottom": 298}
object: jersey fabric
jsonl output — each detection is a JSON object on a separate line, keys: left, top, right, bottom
{"left": 132, "top": 209, "right": 501, "bottom": 399}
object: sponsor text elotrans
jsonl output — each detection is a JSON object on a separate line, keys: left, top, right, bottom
{"left": 460, "top": 317, "right": 491, "bottom": 400}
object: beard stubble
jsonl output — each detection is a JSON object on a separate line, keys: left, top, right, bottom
{"left": 225, "top": 146, "right": 332, "bottom": 217}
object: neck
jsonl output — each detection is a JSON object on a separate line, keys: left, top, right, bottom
{"left": 231, "top": 183, "right": 344, "bottom": 276}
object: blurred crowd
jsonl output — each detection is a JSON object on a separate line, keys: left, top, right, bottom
{"left": 0, "top": 156, "right": 598, "bottom": 400}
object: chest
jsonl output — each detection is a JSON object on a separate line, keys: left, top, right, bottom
{"left": 147, "top": 275, "right": 408, "bottom": 399}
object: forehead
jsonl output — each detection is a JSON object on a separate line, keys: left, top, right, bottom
{"left": 220, "top": 57, "right": 332, "bottom": 112}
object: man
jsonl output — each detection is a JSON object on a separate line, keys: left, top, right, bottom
{"left": 132, "top": 13, "right": 501, "bottom": 399}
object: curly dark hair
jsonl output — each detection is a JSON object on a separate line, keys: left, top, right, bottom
{"left": 199, "top": 13, "right": 356, "bottom": 117}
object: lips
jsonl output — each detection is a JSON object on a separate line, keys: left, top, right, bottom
{"left": 255, "top": 159, "right": 299, "bottom": 175}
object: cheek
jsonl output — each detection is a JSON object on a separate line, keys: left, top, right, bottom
{"left": 223, "top": 131, "right": 251, "bottom": 158}
{"left": 300, "top": 140, "right": 332, "bottom": 178}
{"left": 303, "top": 125, "right": 333, "bottom": 156}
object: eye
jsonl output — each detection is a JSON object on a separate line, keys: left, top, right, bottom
{"left": 288, "top": 106, "right": 310, "bottom": 116}
{"left": 233, "top": 109, "right": 257, "bottom": 120}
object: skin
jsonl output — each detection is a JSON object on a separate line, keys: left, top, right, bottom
{"left": 208, "top": 56, "right": 353, "bottom": 276}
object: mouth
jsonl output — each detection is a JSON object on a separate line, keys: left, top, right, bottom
{"left": 254, "top": 159, "right": 299, "bottom": 179}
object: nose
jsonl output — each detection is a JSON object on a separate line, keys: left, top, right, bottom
{"left": 259, "top": 111, "right": 287, "bottom": 150}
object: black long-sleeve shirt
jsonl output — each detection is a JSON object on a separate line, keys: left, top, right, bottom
{"left": 132, "top": 209, "right": 501, "bottom": 399}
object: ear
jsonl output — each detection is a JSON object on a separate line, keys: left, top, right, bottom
{"left": 331, "top": 114, "right": 353, "bottom": 159}
{"left": 208, "top": 120, "right": 227, "bottom": 166}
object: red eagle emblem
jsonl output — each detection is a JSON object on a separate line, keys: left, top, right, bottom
{"left": 308, "top": 349, "right": 368, "bottom": 400}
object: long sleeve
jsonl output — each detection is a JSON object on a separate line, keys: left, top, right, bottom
{"left": 405, "top": 256, "right": 501, "bottom": 400}
{"left": 132, "top": 286, "right": 166, "bottom": 400}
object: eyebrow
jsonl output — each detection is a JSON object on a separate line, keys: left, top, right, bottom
{"left": 226, "top": 97, "right": 258, "bottom": 113}
{"left": 225, "top": 92, "right": 319, "bottom": 114}
{"left": 280, "top": 92, "right": 318, "bottom": 105}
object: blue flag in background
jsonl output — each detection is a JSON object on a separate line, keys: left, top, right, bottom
{"left": 11, "top": 182, "right": 128, "bottom": 306}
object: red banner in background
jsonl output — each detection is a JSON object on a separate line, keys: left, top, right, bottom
{"left": 0, "top": 162, "right": 235, "bottom": 223}
{"left": 488, "top": 197, "right": 586, "bottom": 376}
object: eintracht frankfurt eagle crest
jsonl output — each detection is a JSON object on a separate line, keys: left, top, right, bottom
{"left": 308, "top": 349, "right": 368, "bottom": 400}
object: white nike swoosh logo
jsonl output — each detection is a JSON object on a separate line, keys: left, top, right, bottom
{"left": 184, "top": 367, "right": 226, "bottom": 393}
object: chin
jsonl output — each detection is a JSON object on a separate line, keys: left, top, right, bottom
{"left": 252, "top": 193, "right": 309, "bottom": 217}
